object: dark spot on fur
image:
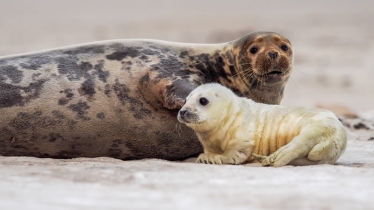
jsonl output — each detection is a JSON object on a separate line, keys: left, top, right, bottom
{"left": 0, "top": 83, "right": 24, "bottom": 107}
{"left": 58, "top": 98, "right": 69, "bottom": 106}
{"left": 179, "top": 51, "right": 189, "bottom": 58}
{"left": 141, "top": 49, "right": 160, "bottom": 56}
{"left": 194, "top": 53, "right": 230, "bottom": 83}
{"left": 368, "top": 137, "right": 374, "bottom": 141}
{"left": 79, "top": 78, "right": 96, "bottom": 98}
{"left": 115, "top": 108, "right": 124, "bottom": 114}
{"left": 20, "top": 55, "right": 50, "bottom": 70}
{"left": 139, "top": 55, "right": 148, "bottom": 61}
{"left": 96, "top": 112, "right": 105, "bottom": 119}
{"left": 108, "top": 146, "right": 123, "bottom": 158}
{"left": 58, "top": 89, "right": 74, "bottom": 106}
{"left": 93, "top": 60, "right": 109, "bottom": 82}
{"left": 0, "top": 65, "right": 24, "bottom": 84}
{"left": 139, "top": 74, "right": 150, "bottom": 85}
{"left": 0, "top": 127, "right": 13, "bottom": 147}
{"left": 104, "top": 84, "right": 112, "bottom": 96}
{"left": 133, "top": 107, "right": 152, "bottom": 119}
{"left": 229, "top": 65, "right": 237, "bottom": 76}
{"left": 112, "top": 80, "right": 152, "bottom": 119}
{"left": 0, "top": 79, "right": 47, "bottom": 108}
{"left": 14, "top": 145, "right": 28, "bottom": 150}
{"left": 79, "top": 62, "right": 93, "bottom": 72}
{"left": 124, "top": 141, "right": 143, "bottom": 159}
{"left": 124, "top": 61, "right": 132, "bottom": 65}
{"left": 65, "top": 89, "right": 74, "bottom": 98}
{"left": 67, "top": 120, "right": 78, "bottom": 129}
{"left": 48, "top": 132, "right": 64, "bottom": 142}
{"left": 154, "top": 131, "right": 173, "bottom": 145}
{"left": 9, "top": 111, "right": 64, "bottom": 131}
{"left": 121, "top": 61, "right": 134, "bottom": 71}
{"left": 113, "top": 80, "right": 130, "bottom": 102}
{"left": 67, "top": 101, "right": 91, "bottom": 120}
{"left": 52, "top": 110, "right": 65, "bottom": 119}
{"left": 106, "top": 47, "right": 141, "bottom": 61}
{"left": 174, "top": 70, "right": 195, "bottom": 78}
{"left": 56, "top": 57, "right": 92, "bottom": 81}
{"left": 62, "top": 46, "right": 105, "bottom": 55}
{"left": 151, "top": 56, "right": 184, "bottom": 80}
{"left": 226, "top": 50, "right": 235, "bottom": 65}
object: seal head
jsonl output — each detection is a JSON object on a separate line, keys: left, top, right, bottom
{"left": 178, "top": 83, "right": 236, "bottom": 132}
{"left": 230, "top": 31, "right": 293, "bottom": 104}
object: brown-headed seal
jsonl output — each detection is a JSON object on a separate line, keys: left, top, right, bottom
{"left": 178, "top": 83, "right": 347, "bottom": 166}
{"left": 0, "top": 31, "right": 293, "bottom": 160}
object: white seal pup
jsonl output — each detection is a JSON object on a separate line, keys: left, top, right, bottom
{"left": 178, "top": 83, "right": 347, "bottom": 166}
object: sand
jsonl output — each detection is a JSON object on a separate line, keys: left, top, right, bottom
{"left": 0, "top": 0, "right": 374, "bottom": 209}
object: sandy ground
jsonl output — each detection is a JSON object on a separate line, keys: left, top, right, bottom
{"left": 1, "top": 0, "right": 374, "bottom": 209}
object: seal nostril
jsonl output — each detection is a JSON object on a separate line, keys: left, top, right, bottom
{"left": 179, "top": 110, "right": 187, "bottom": 116}
{"left": 268, "top": 52, "right": 278, "bottom": 59}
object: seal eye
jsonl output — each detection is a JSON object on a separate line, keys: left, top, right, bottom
{"left": 199, "top": 97, "right": 209, "bottom": 106}
{"left": 280, "top": 44, "right": 288, "bottom": 52}
{"left": 249, "top": 47, "right": 258, "bottom": 54}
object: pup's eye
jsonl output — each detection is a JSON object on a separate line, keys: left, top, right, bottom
{"left": 280, "top": 44, "right": 288, "bottom": 51}
{"left": 249, "top": 47, "right": 259, "bottom": 54}
{"left": 199, "top": 97, "right": 209, "bottom": 106}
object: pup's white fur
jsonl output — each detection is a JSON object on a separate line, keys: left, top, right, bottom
{"left": 178, "top": 83, "right": 347, "bottom": 166}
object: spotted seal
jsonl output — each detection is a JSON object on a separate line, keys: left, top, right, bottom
{"left": 178, "top": 83, "right": 347, "bottom": 166}
{"left": 0, "top": 31, "right": 293, "bottom": 160}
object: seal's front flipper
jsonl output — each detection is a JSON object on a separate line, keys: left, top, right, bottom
{"left": 164, "top": 79, "right": 198, "bottom": 109}
{"left": 139, "top": 72, "right": 199, "bottom": 110}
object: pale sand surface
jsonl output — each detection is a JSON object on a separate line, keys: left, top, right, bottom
{"left": 1, "top": 0, "right": 374, "bottom": 209}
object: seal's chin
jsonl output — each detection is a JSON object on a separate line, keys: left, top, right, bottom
{"left": 177, "top": 115, "right": 204, "bottom": 126}
{"left": 262, "top": 70, "right": 284, "bottom": 76}
{"left": 257, "top": 69, "right": 290, "bottom": 83}
{"left": 178, "top": 118, "right": 190, "bottom": 124}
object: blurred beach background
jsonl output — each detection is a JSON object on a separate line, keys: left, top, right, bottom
{"left": 1, "top": 1, "right": 374, "bottom": 209}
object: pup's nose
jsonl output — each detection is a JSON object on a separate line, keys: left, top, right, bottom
{"left": 268, "top": 51, "right": 278, "bottom": 59}
{"left": 179, "top": 110, "right": 187, "bottom": 116}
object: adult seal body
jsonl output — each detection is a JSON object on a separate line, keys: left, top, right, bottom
{"left": 178, "top": 84, "right": 347, "bottom": 166}
{"left": 0, "top": 32, "right": 293, "bottom": 160}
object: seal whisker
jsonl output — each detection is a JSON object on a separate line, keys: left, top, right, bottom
{"left": 288, "top": 75, "right": 298, "bottom": 87}
{"left": 285, "top": 66, "right": 305, "bottom": 87}
{"left": 237, "top": 62, "right": 253, "bottom": 66}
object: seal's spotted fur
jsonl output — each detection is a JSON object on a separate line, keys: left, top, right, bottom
{"left": 0, "top": 32, "right": 293, "bottom": 160}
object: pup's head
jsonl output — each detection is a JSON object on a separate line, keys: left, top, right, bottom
{"left": 177, "top": 83, "right": 235, "bottom": 132}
